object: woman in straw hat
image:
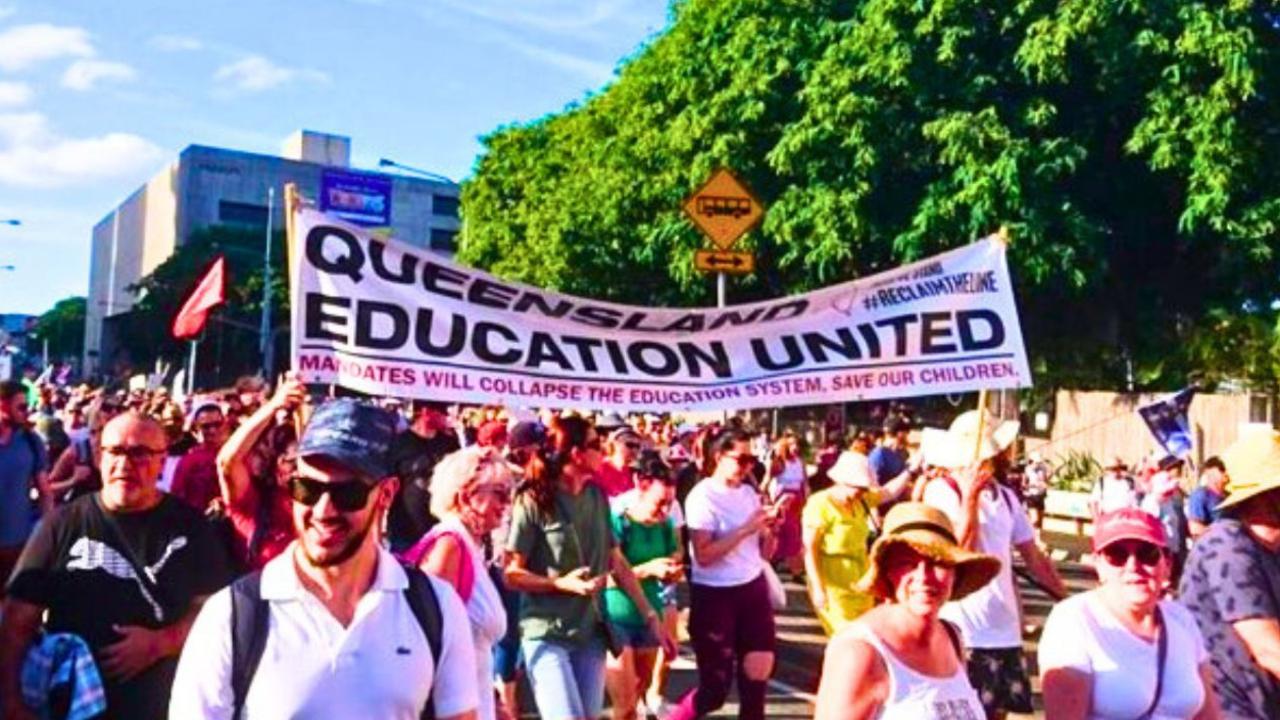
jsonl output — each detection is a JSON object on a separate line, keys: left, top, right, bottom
{"left": 1039, "top": 508, "right": 1220, "bottom": 720}
{"left": 802, "top": 450, "right": 913, "bottom": 635}
{"left": 814, "top": 502, "right": 1000, "bottom": 719}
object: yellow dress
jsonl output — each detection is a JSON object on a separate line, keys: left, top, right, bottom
{"left": 801, "top": 488, "right": 878, "bottom": 635}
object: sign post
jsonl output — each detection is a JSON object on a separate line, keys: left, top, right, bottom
{"left": 682, "top": 168, "right": 764, "bottom": 308}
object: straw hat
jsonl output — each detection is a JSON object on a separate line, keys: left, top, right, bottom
{"left": 924, "top": 410, "right": 1020, "bottom": 470}
{"left": 856, "top": 502, "right": 1002, "bottom": 601}
{"left": 1217, "top": 429, "right": 1280, "bottom": 512}
{"left": 828, "top": 451, "right": 874, "bottom": 489}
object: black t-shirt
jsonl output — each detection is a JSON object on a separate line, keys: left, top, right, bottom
{"left": 386, "top": 429, "right": 459, "bottom": 551}
{"left": 7, "top": 493, "right": 233, "bottom": 720}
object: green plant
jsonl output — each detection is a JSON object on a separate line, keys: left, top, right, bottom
{"left": 1049, "top": 450, "right": 1102, "bottom": 493}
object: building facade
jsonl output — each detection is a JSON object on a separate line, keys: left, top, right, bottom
{"left": 84, "top": 130, "right": 459, "bottom": 376}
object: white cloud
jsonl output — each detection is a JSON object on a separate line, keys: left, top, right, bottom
{"left": 0, "top": 81, "right": 31, "bottom": 108}
{"left": 437, "top": 0, "right": 635, "bottom": 39}
{"left": 504, "top": 38, "right": 614, "bottom": 84}
{"left": 149, "top": 33, "right": 203, "bottom": 52}
{"left": 213, "top": 55, "right": 328, "bottom": 93}
{"left": 0, "top": 23, "right": 93, "bottom": 72}
{"left": 0, "top": 112, "right": 165, "bottom": 188}
{"left": 61, "top": 59, "right": 136, "bottom": 91}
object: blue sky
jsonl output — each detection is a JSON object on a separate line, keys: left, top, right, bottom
{"left": 0, "top": 0, "right": 669, "bottom": 316}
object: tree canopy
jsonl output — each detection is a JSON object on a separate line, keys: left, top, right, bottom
{"left": 459, "top": 0, "right": 1280, "bottom": 391}
{"left": 31, "top": 296, "right": 86, "bottom": 362}
{"left": 118, "top": 224, "right": 287, "bottom": 385}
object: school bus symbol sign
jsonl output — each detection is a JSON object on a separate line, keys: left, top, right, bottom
{"left": 682, "top": 168, "right": 764, "bottom": 250}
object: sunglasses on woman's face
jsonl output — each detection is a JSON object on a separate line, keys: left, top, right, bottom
{"left": 288, "top": 476, "right": 376, "bottom": 512}
{"left": 1101, "top": 541, "right": 1163, "bottom": 569}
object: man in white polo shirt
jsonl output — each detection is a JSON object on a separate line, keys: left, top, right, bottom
{"left": 169, "top": 399, "right": 478, "bottom": 720}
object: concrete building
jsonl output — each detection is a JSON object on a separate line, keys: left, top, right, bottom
{"left": 84, "top": 130, "right": 459, "bottom": 376}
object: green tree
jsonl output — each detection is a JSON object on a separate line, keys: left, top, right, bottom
{"left": 460, "top": 0, "right": 1280, "bottom": 391}
{"left": 31, "top": 296, "right": 86, "bottom": 361}
{"left": 119, "top": 224, "right": 288, "bottom": 384}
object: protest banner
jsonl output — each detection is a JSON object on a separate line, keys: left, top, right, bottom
{"left": 290, "top": 207, "right": 1032, "bottom": 411}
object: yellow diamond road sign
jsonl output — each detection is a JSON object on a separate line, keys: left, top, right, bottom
{"left": 682, "top": 168, "right": 764, "bottom": 250}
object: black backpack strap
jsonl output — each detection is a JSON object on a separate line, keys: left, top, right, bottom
{"left": 230, "top": 571, "right": 269, "bottom": 720}
{"left": 402, "top": 565, "right": 443, "bottom": 720}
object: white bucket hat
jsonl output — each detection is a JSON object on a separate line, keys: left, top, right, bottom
{"left": 828, "top": 451, "right": 874, "bottom": 489}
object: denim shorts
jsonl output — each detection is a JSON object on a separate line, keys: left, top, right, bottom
{"left": 610, "top": 621, "right": 659, "bottom": 649}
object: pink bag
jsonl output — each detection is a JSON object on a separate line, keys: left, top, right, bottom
{"left": 399, "top": 528, "right": 476, "bottom": 602}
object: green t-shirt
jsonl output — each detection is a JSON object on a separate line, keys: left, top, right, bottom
{"left": 507, "top": 484, "right": 615, "bottom": 644}
{"left": 604, "top": 509, "right": 676, "bottom": 627}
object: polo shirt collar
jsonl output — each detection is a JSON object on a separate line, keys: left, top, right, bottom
{"left": 261, "top": 542, "right": 408, "bottom": 601}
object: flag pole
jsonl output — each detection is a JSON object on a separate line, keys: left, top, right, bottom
{"left": 186, "top": 339, "right": 198, "bottom": 396}
{"left": 259, "top": 186, "right": 275, "bottom": 376}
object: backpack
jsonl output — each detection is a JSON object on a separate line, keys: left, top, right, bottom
{"left": 228, "top": 563, "right": 444, "bottom": 720}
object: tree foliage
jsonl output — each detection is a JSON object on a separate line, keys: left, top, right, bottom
{"left": 32, "top": 296, "right": 86, "bottom": 362}
{"left": 119, "top": 224, "right": 287, "bottom": 385}
{"left": 460, "top": 0, "right": 1280, "bottom": 391}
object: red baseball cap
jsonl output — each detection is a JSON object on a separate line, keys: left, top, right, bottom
{"left": 1092, "top": 508, "right": 1167, "bottom": 552}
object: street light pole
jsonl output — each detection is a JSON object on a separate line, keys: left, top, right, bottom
{"left": 377, "top": 158, "right": 454, "bottom": 184}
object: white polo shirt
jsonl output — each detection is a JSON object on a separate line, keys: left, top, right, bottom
{"left": 169, "top": 543, "right": 478, "bottom": 719}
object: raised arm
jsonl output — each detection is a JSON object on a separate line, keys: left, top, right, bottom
{"left": 216, "top": 375, "right": 304, "bottom": 509}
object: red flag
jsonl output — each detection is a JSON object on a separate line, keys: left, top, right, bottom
{"left": 171, "top": 256, "right": 226, "bottom": 340}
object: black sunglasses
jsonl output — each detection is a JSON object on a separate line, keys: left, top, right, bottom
{"left": 1101, "top": 542, "right": 1163, "bottom": 568}
{"left": 288, "top": 476, "right": 376, "bottom": 512}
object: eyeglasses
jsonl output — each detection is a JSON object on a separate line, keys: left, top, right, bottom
{"left": 198, "top": 421, "right": 223, "bottom": 433}
{"left": 288, "top": 476, "right": 376, "bottom": 512}
{"left": 624, "top": 442, "right": 641, "bottom": 451}
{"left": 102, "top": 445, "right": 164, "bottom": 462}
{"left": 725, "top": 453, "right": 755, "bottom": 465}
{"left": 1101, "top": 542, "right": 1163, "bottom": 568}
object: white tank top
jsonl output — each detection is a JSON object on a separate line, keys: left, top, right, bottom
{"left": 422, "top": 517, "right": 506, "bottom": 720}
{"left": 852, "top": 624, "right": 986, "bottom": 720}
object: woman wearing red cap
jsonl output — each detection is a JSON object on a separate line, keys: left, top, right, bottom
{"left": 1039, "top": 508, "right": 1221, "bottom": 719}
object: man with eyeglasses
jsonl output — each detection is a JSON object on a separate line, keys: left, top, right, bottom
{"left": 170, "top": 398, "right": 479, "bottom": 720}
{"left": 0, "top": 380, "right": 51, "bottom": 599}
{"left": 170, "top": 400, "right": 228, "bottom": 513}
{"left": 0, "top": 411, "right": 232, "bottom": 720}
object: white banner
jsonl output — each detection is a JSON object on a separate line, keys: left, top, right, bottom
{"left": 290, "top": 208, "right": 1031, "bottom": 411}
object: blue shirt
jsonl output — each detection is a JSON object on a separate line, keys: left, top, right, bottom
{"left": 1187, "top": 486, "right": 1224, "bottom": 526}
{"left": 0, "top": 428, "right": 47, "bottom": 547}
{"left": 867, "top": 445, "right": 907, "bottom": 486}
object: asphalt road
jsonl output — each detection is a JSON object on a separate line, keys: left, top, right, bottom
{"left": 662, "top": 555, "right": 1096, "bottom": 718}
{"left": 518, "top": 533, "right": 1098, "bottom": 718}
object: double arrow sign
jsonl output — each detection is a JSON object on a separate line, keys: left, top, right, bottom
{"left": 694, "top": 250, "right": 755, "bottom": 275}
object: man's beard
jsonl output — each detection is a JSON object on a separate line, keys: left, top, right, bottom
{"left": 300, "top": 510, "right": 377, "bottom": 567}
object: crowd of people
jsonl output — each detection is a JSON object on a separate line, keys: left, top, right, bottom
{"left": 1, "top": 373, "right": 1278, "bottom": 719}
